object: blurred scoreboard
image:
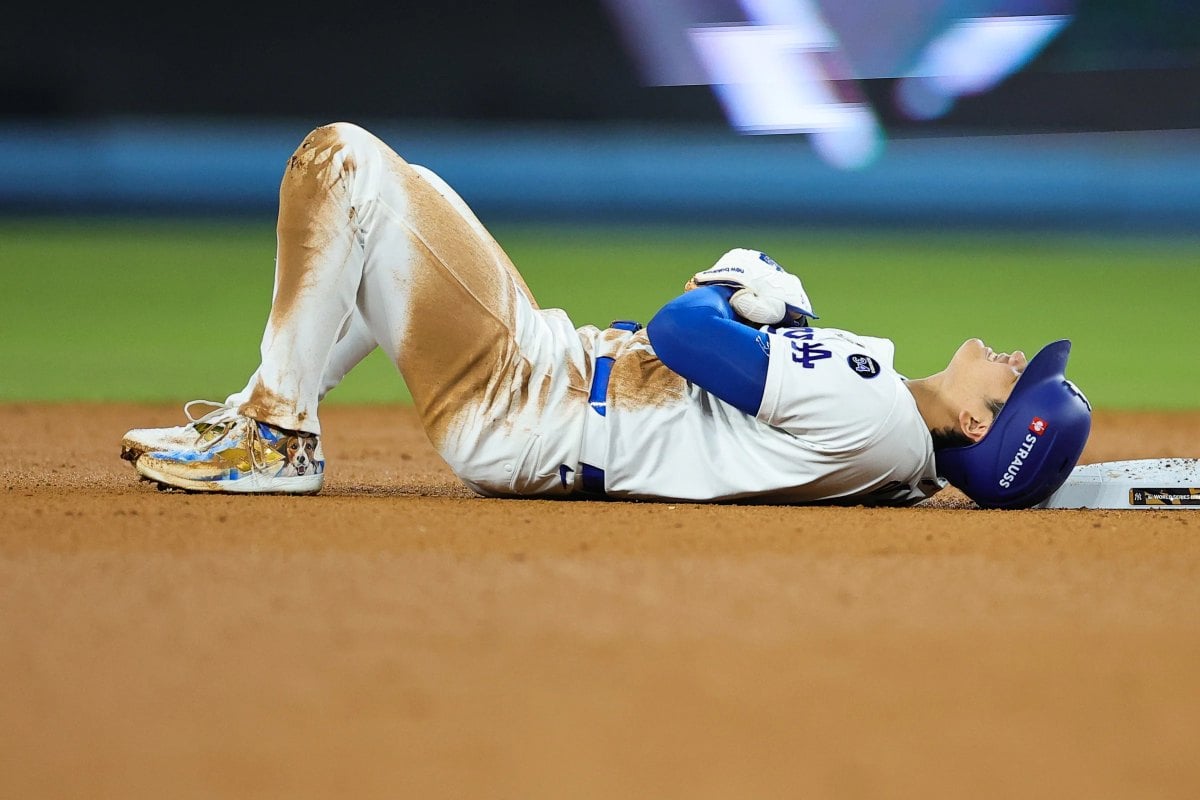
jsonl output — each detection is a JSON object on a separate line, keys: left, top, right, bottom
{"left": 603, "top": 0, "right": 1077, "bottom": 168}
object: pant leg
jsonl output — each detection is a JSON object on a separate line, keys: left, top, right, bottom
{"left": 237, "top": 123, "right": 371, "bottom": 433}
{"left": 239, "top": 122, "right": 588, "bottom": 477}
{"left": 227, "top": 309, "right": 377, "bottom": 409}
{"left": 315, "top": 311, "right": 379, "bottom": 400}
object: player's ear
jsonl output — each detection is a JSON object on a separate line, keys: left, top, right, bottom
{"left": 958, "top": 409, "right": 990, "bottom": 443}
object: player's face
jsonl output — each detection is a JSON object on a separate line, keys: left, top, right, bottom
{"left": 947, "top": 338, "right": 1027, "bottom": 412}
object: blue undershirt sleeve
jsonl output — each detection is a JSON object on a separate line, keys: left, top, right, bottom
{"left": 645, "top": 285, "right": 770, "bottom": 415}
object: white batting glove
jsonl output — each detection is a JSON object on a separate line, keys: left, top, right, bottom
{"left": 691, "top": 248, "right": 818, "bottom": 325}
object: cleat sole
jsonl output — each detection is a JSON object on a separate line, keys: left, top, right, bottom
{"left": 136, "top": 459, "right": 323, "bottom": 495}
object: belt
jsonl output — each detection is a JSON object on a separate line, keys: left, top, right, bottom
{"left": 580, "top": 320, "right": 641, "bottom": 496}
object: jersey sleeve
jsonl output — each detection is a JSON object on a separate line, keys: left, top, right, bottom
{"left": 756, "top": 327, "right": 899, "bottom": 448}
{"left": 646, "top": 285, "right": 770, "bottom": 415}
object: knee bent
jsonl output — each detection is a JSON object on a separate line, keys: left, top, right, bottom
{"left": 297, "top": 122, "right": 411, "bottom": 173}
{"left": 300, "top": 121, "right": 372, "bottom": 151}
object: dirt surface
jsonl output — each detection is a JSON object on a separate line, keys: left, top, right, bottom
{"left": 2, "top": 403, "right": 1199, "bottom": 799}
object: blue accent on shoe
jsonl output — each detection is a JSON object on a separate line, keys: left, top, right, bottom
{"left": 256, "top": 421, "right": 283, "bottom": 442}
{"left": 152, "top": 448, "right": 209, "bottom": 462}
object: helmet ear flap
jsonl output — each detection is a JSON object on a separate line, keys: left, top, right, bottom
{"left": 935, "top": 340, "right": 1091, "bottom": 509}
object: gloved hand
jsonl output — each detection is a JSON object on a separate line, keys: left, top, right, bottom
{"left": 689, "top": 248, "right": 818, "bottom": 326}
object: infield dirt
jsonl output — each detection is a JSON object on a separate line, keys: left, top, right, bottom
{"left": 2, "top": 403, "right": 1199, "bottom": 798}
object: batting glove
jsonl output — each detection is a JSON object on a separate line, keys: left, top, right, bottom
{"left": 691, "top": 248, "right": 818, "bottom": 326}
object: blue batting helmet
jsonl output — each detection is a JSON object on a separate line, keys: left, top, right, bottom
{"left": 935, "top": 339, "right": 1092, "bottom": 509}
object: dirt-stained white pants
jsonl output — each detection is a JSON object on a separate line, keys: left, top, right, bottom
{"left": 226, "top": 122, "right": 594, "bottom": 496}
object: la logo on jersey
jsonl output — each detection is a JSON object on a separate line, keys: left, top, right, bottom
{"left": 1029, "top": 417, "right": 1048, "bottom": 436}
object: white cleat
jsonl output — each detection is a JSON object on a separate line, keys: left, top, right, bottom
{"left": 132, "top": 410, "right": 324, "bottom": 495}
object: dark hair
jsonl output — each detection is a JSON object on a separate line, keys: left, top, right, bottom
{"left": 930, "top": 398, "right": 1006, "bottom": 451}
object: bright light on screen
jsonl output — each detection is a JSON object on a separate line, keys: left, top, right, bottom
{"left": 603, "top": 0, "right": 1078, "bottom": 169}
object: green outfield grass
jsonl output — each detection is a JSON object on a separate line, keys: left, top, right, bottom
{"left": 1, "top": 218, "right": 1197, "bottom": 408}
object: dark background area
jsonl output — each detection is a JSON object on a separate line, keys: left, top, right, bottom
{"left": 3, "top": 2, "right": 1199, "bottom": 132}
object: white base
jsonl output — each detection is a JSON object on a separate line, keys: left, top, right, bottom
{"left": 1036, "top": 459, "right": 1200, "bottom": 509}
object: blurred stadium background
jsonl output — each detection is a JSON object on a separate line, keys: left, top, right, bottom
{"left": 1, "top": 0, "right": 1197, "bottom": 407}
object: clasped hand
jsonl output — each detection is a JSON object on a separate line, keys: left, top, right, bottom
{"left": 689, "top": 249, "right": 817, "bottom": 326}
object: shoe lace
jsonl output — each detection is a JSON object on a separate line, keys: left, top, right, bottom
{"left": 183, "top": 400, "right": 243, "bottom": 451}
{"left": 184, "top": 399, "right": 241, "bottom": 424}
{"left": 185, "top": 399, "right": 275, "bottom": 471}
{"left": 246, "top": 420, "right": 272, "bottom": 472}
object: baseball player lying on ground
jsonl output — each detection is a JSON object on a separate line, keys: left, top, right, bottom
{"left": 121, "top": 122, "right": 1091, "bottom": 509}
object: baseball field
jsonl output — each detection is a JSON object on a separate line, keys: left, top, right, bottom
{"left": 3, "top": 219, "right": 1200, "bottom": 798}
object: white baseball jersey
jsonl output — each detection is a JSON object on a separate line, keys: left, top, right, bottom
{"left": 455, "top": 312, "right": 944, "bottom": 506}
{"left": 592, "top": 324, "right": 943, "bottom": 505}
